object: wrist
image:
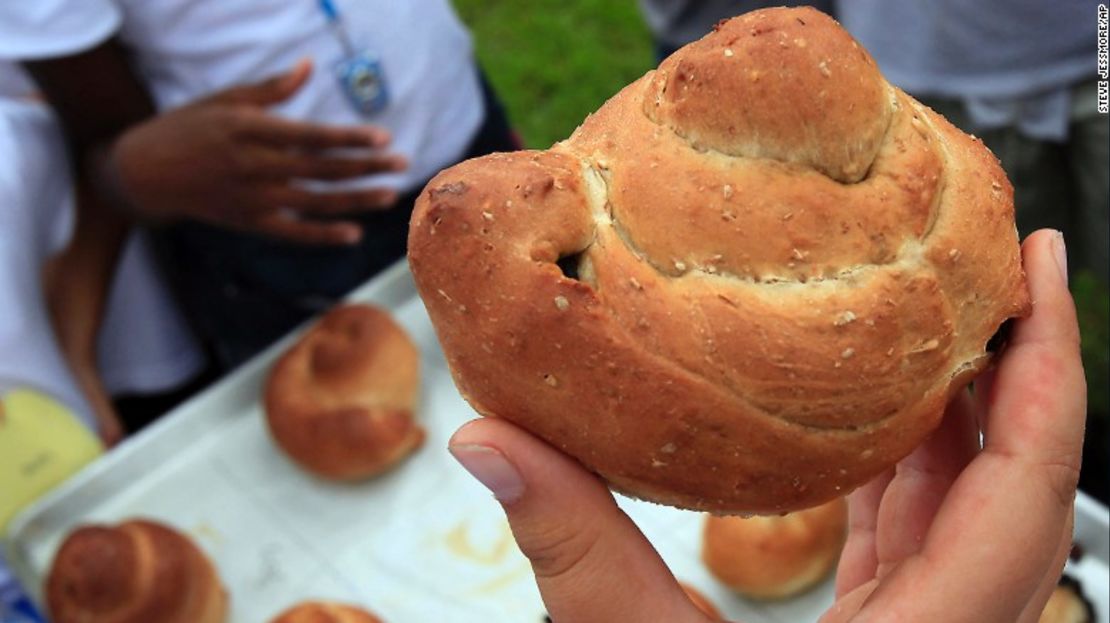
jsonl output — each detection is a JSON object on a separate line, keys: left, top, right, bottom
{"left": 91, "top": 139, "right": 139, "bottom": 217}
{"left": 92, "top": 135, "right": 170, "bottom": 224}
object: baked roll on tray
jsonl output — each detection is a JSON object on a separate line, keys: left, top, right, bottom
{"left": 46, "top": 519, "right": 227, "bottom": 623}
{"left": 1038, "top": 575, "right": 1096, "bottom": 623}
{"left": 270, "top": 600, "right": 385, "bottom": 623}
{"left": 265, "top": 304, "right": 424, "bottom": 480}
{"left": 702, "top": 497, "right": 848, "bottom": 599}
{"left": 409, "top": 7, "right": 1028, "bottom": 514}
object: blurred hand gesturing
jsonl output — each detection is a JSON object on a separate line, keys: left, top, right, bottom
{"left": 107, "top": 60, "right": 407, "bottom": 245}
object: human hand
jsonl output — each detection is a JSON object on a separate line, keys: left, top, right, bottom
{"left": 106, "top": 60, "right": 407, "bottom": 245}
{"left": 447, "top": 229, "right": 1085, "bottom": 623}
{"left": 67, "top": 358, "right": 125, "bottom": 448}
{"left": 43, "top": 184, "right": 129, "bottom": 448}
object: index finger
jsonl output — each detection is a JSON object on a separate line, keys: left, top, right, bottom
{"left": 449, "top": 418, "right": 716, "bottom": 623}
{"left": 241, "top": 114, "right": 392, "bottom": 150}
{"left": 249, "top": 210, "right": 363, "bottom": 246}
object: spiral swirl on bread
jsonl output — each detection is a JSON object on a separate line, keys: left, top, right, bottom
{"left": 270, "top": 601, "right": 384, "bottom": 623}
{"left": 46, "top": 519, "right": 227, "bottom": 623}
{"left": 408, "top": 7, "right": 1029, "bottom": 513}
{"left": 265, "top": 304, "right": 423, "bottom": 480}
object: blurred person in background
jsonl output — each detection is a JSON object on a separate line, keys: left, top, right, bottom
{"left": 0, "top": 92, "right": 207, "bottom": 446}
{"left": 835, "top": 0, "right": 1108, "bottom": 504}
{"left": 0, "top": 97, "right": 107, "bottom": 532}
{"left": 0, "top": 0, "right": 517, "bottom": 370}
{"left": 638, "top": 0, "right": 834, "bottom": 61}
{"left": 0, "top": 95, "right": 209, "bottom": 621}
{"left": 837, "top": 0, "right": 1107, "bottom": 285}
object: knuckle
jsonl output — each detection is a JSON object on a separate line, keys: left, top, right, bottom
{"left": 297, "top": 128, "right": 329, "bottom": 147}
{"left": 220, "top": 107, "right": 253, "bottom": 133}
{"left": 302, "top": 229, "right": 333, "bottom": 244}
{"left": 338, "top": 159, "right": 366, "bottom": 176}
{"left": 295, "top": 193, "right": 326, "bottom": 212}
{"left": 311, "top": 159, "right": 345, "bottom": 179}
{"left": 229, "top": 150, "right": 260, "bottom": 178}
{"left": 326, "top": 193, "right": 357, "bottom": 212}
{"left": 1038, "top": 458, "right": 1081, "bottom": 510}
{"left": 257, "top": 77, "right": 281, "bottom": 91}
{"left": 368, "top": 191, "right": 393, "bottom": 207}
{"left": 249, "top": 189, "right": 279, "bottom": 210}
{"left": 517, "top": 521, "right": 601, "bottom": 582}
{"left": 221, "top": 202, "right": 258, "bottom": 226}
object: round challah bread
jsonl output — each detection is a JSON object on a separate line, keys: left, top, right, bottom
{"left": 270, "top": 601, "right": 384, "bottom": 623}
{"left": 46, "top": 519, "right": 227, "bottom": 623}
{"left": 408, "top": 7, "right": 1029, "bottom": 513}
{"left": 265, "top": 304, "right": 423, "bottom": 480}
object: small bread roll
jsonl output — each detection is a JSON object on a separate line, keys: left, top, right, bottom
{"left": 408, "top": 6, "right": 1029, "bottom": 514}
{"left": 702, "top": 498, "right": 847, "bottom": 599}
{"left": 46, "top": 519, "right": 227, "bottom": 623}
{"left": 265, "top": 304, "right": 423, "bottom": 480}
{"left": 680, "top": 583, "right": 721, "bottom": 619}
{"left": 1039, "top": 576, "right": 1095, "bottom": 623}
{"left": 270, "top": 601, "right": 384, "bottom": 623}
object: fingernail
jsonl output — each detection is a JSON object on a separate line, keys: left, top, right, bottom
{"left": 1052, "top": 230, "right": 1068, "bottom": 286}
{"left": 449, "top": 443, "right": 525, "bottom": 503}
{"left": 341, "top": 227, "right": 362, "bottom": 245}
{"left": 367, "top": 128, "right": 391, "bottom": 146}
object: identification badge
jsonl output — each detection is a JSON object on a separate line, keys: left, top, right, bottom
{"left": 319, "top": 0, "right": 389, "bottom": 117}
{"left": 333, "top": 47, "right": 390, "bottom": 116}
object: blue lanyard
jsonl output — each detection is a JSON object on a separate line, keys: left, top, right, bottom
{"left": 318, "top": 0, "right": 356, "bottom": 55}
{"left": 318, "top": 0, "right": 341, "bottom": 21}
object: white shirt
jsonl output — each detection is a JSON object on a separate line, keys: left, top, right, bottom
{"left": 0, "top": 100, "right": 89, "bottom": 426}
{"left": 0, "top": 0, "right": 485, "bottom": 194}
{"left": 0, "top": 99, "right": 204, "bottom": 424}
{"left": 836, "top": 0, "right": 1096, "bottom": 141}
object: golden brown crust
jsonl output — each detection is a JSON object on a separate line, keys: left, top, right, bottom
{"left": 270, "top": 601, "right": 384, "bottom": 623}
{"left": 1038, "top": 579, "right": 1095, "bottom": 623}
{"left": 264, "top": 304, "right": 423, "bottom": 480}
{"left": 643, "top": 8, "right": 890, "bottom": 184}
{"left": 46, "top": 519, "right": 227, "bottom": 623}
{"left": 408, "top": 7, "right": 1029, "bottom": 513}
{"left": 701, "top": 498, "right": 848, "bottom": 600}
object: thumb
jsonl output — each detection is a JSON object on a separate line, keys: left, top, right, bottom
{"left": 449, "top": 418, "right": 713, "bottom": 623}
{"left": 208, "top": 58, "right": 313, "bottom": 106}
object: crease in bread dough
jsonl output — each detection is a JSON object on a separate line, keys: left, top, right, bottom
{"left": 640, "top": 75, "right": 899, "bottom": 188}
{"left": 568, "top": 93, "right": 950, "bottom": 289}
{"left": 567, "top": 155, "right": 917, "bottom": 434}
{"left": 556, "top": 87, "right": 984, "bottom": 434}
{"left": 908, "top": 99, "right": 952, "bottom": 242}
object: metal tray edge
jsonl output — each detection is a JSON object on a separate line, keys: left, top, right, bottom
{"left": 3, "top": 259, "right": 419, "bottom": 603}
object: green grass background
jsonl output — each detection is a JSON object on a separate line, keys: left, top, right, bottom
{"left": 455, "top": 0, "right": 653, "bottom": 149}
{"left": 454, "top": 1, "right": 1109, "bottom": 415}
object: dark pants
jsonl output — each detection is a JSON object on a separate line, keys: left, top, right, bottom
{"left": 155, "top": 72, "right": 519, "bottom": 369}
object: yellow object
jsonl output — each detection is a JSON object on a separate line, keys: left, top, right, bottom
{"left": 0, "top": 387, "right": 102, "bottom": 535}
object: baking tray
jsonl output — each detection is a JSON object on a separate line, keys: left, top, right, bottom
{"left": 6, "top": 261, "right": 1109, "bottom": 622}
